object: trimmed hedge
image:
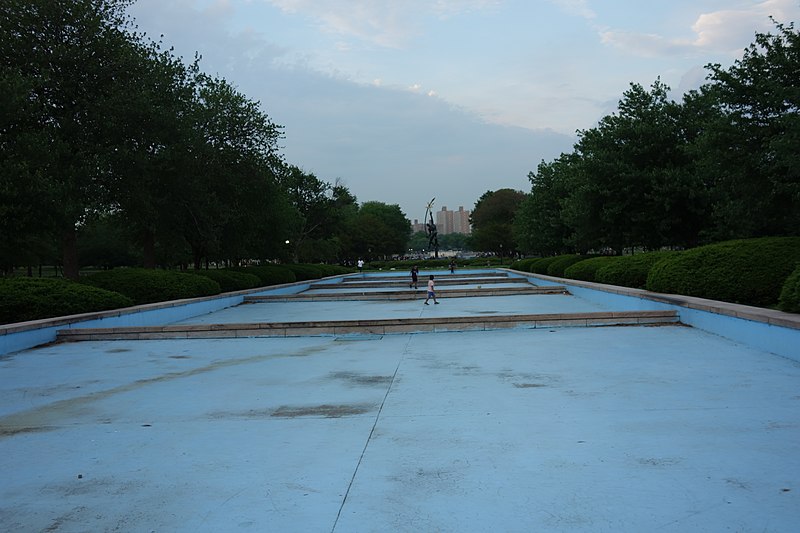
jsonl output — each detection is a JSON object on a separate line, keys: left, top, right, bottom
{"left": 235, "top": 265, "right": 296, "bottom": 285}
{"left": 315, "top": 264, "right": 354, "bottom": 276}
{"left": 595, "top": 251, "right": 675, "bottom": 289}
{"left": 284, "top": 264, "right": 324, "bottom": 281}
{"left": 547, "top": 255, "right": 590, "bottom": 277}
{"left": 778, "top": 265, "right": 800, "bottom": 313}
{"left": 646, "top": 237, "right": 800, "bottom": 307}
{"left": 82, "top": 268, "right": 221, "bottom": 306}
{"left": 529, "top": 256, "right": 561, "bottom": 274}
{"left": 191, "top": 269, "right": 261, "bottom": 292}
{"left": 0, "top": 277, "right": 133, "bottom": 325}
{"left": 563, "top": 256, "right": 616, "bottom": 282}
{"left": 510, "top": 258, "right": 539, "bottom": 272}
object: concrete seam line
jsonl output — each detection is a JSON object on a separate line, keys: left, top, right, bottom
{"left": 331, "top": 334, "right": 411, "bottom": 532}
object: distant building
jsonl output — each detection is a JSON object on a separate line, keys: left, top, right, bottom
{"left": 411, "top": 206, "right": 471, "bottom": 235}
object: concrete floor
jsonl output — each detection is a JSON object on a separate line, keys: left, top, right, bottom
{"left": 1, "top": 278, "right": 799, "bottom": 532}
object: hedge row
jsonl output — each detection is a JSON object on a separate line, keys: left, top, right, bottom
{"left": 779, "top": 265, "right": 800, "bottom": 313}
{"left": 0, "top": 277, "right": 133, "bottom": 325}
{"left": 514, "top": 237, "right": 800, "bottom": 311}
{"left": 192, "top": 270, "right": 261, "bottom": 292}
{"left": 2, "top": 263, "right": 356, "bottom": 325}
{"left": 82, "top": 268, "right": 222, "bottom": 305}
{"left": 646, "top": 237, "right": 800, "bottom": 307}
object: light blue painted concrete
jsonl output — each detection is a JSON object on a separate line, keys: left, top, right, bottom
{"left": 525, "top": 274, "right": 800, "bottom": 362}
{"left": 2, "top": 327, "right": 798, "bottom": 531}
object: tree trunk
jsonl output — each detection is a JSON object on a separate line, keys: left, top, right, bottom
{"left": 62, "top": 227, "right": 79, "bottom": 280}
{"left": 142, "top": 231, "right": 156, "bottom": 269}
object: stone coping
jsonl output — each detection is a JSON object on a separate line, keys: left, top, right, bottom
{"left": 508, "top": 269, "right": 800, "bottom": 330}
{"left": 246, "top": 285, "right": 568, "bottom": 302}
{"left": 56, "top": 310, "right": 678, "bottom": 340}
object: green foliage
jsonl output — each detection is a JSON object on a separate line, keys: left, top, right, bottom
{"left": 513, "top": 22, "right": 799, "bottom": 254}
{"left": 646, "top": 237, "right": 800, "bottom": 307}
{"left": 191, "top": 270, "right": 261, "bottom": 292}
{"left": 778, "top": 266, "right": 800, "bottom": 313}
{"left": 350, "top": 202, "right": 411, "bottom": 259}
{"left": 469, "top": 189, "right": 526, "bottom": 256}
{"left": 563, "top": 256, "right": 616, "bottom": 282}
{"left": 546, "top": 255, "right": 590, "bottom": 277}
{"left": 235, "top": 265, "right": 296, "bottom": 285}
{"left": 0, "top": 277, "right": 133, "bottom": 325}
{"left": 314, "top": 264, "right": 355, "bottom": 277}
{"left": 510, "top": 258, "right": 540, "bottom": 271}
{"left": 283, "top": 264, "right": 325, "bottom": 281}
{"left": 529, "top": 257, "right": 561, "bottom": 274}
{"left": 595, "top": 252, "right": 675, "bottom": 289}
{"left": 82, "top": 268, "right": 221, "bottom": 306}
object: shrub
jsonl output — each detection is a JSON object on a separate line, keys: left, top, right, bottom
{"left": 529, "top": 256, "right": 560, "bottom": 274}
{"left": 315, "top": 264, "right": 354, "bottom": 277}
{"left": 235, "top": 265, "right": 296, "bottom": 285}
{"left": 547, "top": 255, "right": 590, "bottom": 277}
{"left": 284, "top": 264, "right": 325, "bottom": 281}
{"left": 595, "top": 251, "right": 675, "bottom": 289}
{"left": 510, "top": 258, "right": 539, "bottom": 272}
{"left": 82, "top": 268, "right": 221, "bottom": 305}
{"left": 563, "top": 256, "right": 617, "bottom": 282}
{"left": 0, "top": 277, "right": 133, "bottom": 325}
{"left": 778, "top": 265, "right": 800, "bottom": 313}
{"left": 191, "top": 270, "right": 261, "bottom": 292}
{"left": 646, "top": 237, "right": 800, "bottom": 307}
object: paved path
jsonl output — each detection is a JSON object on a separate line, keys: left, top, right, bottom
{"left": 1, "top": 270, "right": 799, "bottom": 532}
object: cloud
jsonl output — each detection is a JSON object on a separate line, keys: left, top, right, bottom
{"left": 128, "top": 0, "right": 575, "bottom": 217}
{"left": 548, "top": 0, "right": 596, "bottom": 20}
{"left": 600, "top": 0, "right": 800, "bottom": 58}
{"left": 264, "top": 0, "right": 500, "bottom": 48}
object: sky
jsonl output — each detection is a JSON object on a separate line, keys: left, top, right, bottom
{"left": 127, "top": 0, "right": 799, "bottom": 221}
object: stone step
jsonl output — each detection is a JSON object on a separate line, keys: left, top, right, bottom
{"left": 343, "top": 272, "right": 509, "bottom": 282}
{"left": 57, "top": 310, "right": 679, "bottom": 341}
{"left": 247, "top": 285, "right": 569, "bottom": 302}
{"left": 329, "top": 277, "right": 520, "bottom": 289}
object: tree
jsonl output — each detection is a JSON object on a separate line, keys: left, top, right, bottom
{"left": 175, "top": 74, "right": 289, "bottom": 268}
{"left": 514, "top": 155, "right": 575, "bottom": 256}
{"left": 697, "top": 19, "right": 800, "bottom": 238}
{"left": 1, "top": 0, "right": 140, "bottom": 279}
{"left": 469, "top": 189, "right": 525, "bottom": 256}
{"left": 562, "top": 80, "right": 707, "bottom": 254}
{"left": 279, "top": 167, "right": 357, "bottom": 263}
{"left": 350, "top": 202, "right": 411, "bottom": 259}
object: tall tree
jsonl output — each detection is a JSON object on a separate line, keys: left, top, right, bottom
{"left": 514, "top": 155, "right": 575, "bottom": 256}
{"left": 698, "top": 20, "right": 800, "bottom": 238}
{"left": 1, "top": 0, "right": 140, "bottom": 279}
{"left": 350, "top": 202, "right": 411, "bottom": 259}
{"left": 469, "top": 188, "right": 526, "bottom": 256}
{"left": 563, "top": 80, "right": 706, "bottom": 253}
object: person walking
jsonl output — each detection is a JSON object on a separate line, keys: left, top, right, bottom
{"left": 410, "top": 265, "right": 419, "bottom": 289}
{"left": 357, "top": 258, "right": 364, "bottom": 273}
{"left": 424, "top": 275, "right": 439, "bottom": 305}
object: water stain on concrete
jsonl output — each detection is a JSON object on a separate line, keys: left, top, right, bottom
{"left": 0, "top": 344, "right": 331, "bottom": 438}
{"left": 329, "top": 372, "right": 393, "bottom": 386}
{"left": 271, "top": 404, "right": 374, "bottom": 418}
